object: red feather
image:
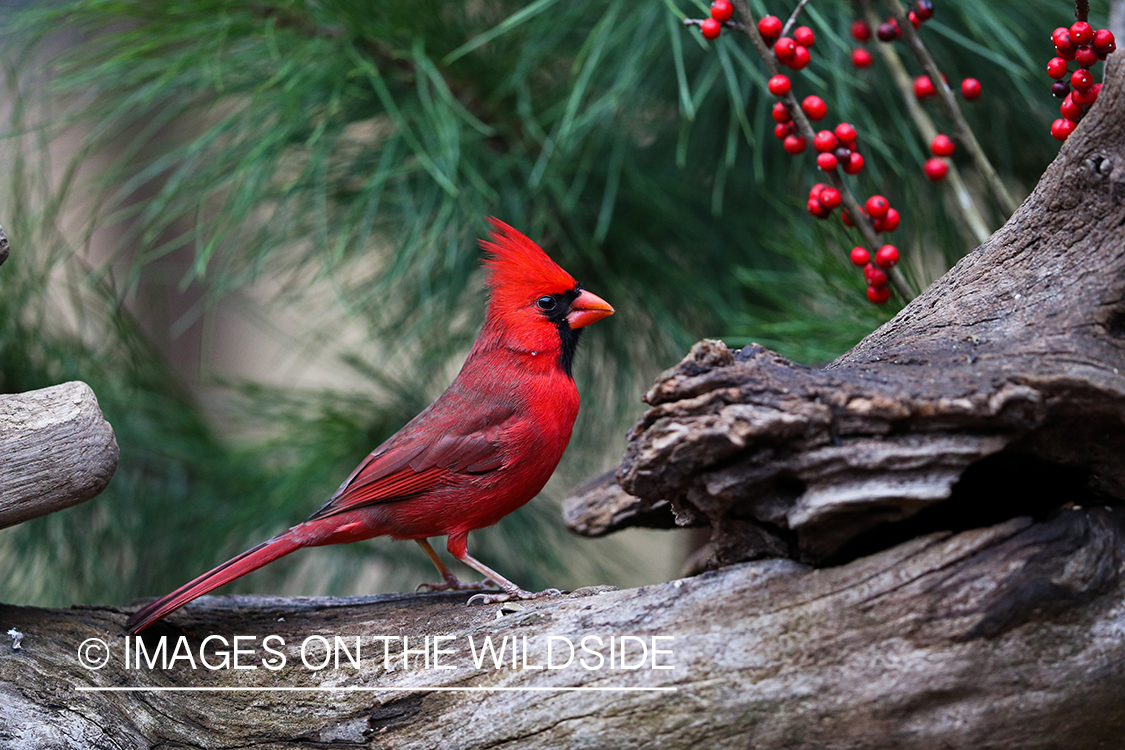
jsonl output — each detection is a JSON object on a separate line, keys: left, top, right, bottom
{"left": 126, "top": 219, "right": 613, "bottom": 633}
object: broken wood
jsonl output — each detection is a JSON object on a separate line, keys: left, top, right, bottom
{"left": 0, "top": 381, "right": 119, "bottom": 530}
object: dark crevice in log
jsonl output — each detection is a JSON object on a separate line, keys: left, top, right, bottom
{"left": 824, "top": 452, "right": 1095, "bottom": 567}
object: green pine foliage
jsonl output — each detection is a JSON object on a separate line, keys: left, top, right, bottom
{"left": 0, "top": 0, "right": 1089, "bottom": 605}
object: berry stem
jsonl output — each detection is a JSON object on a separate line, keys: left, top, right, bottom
{"left": 781, "top": 0, "right": 813, "bottom": 39}
{"left": 860, "top": 0, "right": 992, "bottom": 246}
{"left": 1075, "top": 0, "right": 1089, "bottom": 22}
{"left": 880, "top": 0, "right": 1019, "bottom": 216}
{"left": 729, "top": 0, "right": 915, "bottom": 302}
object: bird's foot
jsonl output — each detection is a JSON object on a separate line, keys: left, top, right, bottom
{"left": 467, "top": 588, "right": 563, "bottom": 606}
{"left": 416, "top": 576, "right": 497, "bottom": 593}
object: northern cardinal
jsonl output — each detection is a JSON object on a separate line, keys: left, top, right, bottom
{"left": 126, "top": 218, "right": 613, "bottom": 633}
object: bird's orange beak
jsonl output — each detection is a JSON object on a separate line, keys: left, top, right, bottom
{"left": 567, "top": 289, "right": 614, "bottom": 329}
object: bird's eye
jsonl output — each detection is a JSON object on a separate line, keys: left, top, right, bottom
{"left": 536, "top": 296, "right": 557, "bottom": 311}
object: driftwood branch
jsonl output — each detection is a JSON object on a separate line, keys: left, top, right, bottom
{"left": 0, "top": 381, "right": 119, "bottom": 530}
{"left": 3, "top": 506, "right": 1125, "bottom": 749}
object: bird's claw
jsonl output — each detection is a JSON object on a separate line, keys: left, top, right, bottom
{"left": 467, "top": 588, "right": 563, "bottom": 606}
{"left": 416, "top": 578, "right": 496, "bottom": 593}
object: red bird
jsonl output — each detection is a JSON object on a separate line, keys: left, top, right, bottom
{"left": 126, "top": 219, "right": 613, "bottom": 633}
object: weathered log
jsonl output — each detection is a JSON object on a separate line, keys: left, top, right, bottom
{"left": 2, "top": 507, "right": 1124, "bottom": 749}
{"left": 0, "top": 381, "right": 119, "bottom": 530}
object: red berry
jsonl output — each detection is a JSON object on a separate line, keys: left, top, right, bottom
{"left": 930, "top": 134, "right": 955, "bottom": 156}
{"left": 758, "top": 15, "right": 782, "bottom": 40}
{"left": 834, "top": 122, "right": 857, "bottom": 144}
{"left": 1046, "top": 57, "right": 1068, "bottom": 79}
{"left": 908, "top": 11, "right": 920, "bottom": 29}
{"left": 768, "top": 75, "right": 791, "bottom": 95}
{"left": 960, "top": 78, "right": 981, "bottom": 99}
{"left": 1070, "top": 22, "right": 1094, "bottom": 46}
{"left": 820, "top": 187, "right": 842, "bottom": 209}
{"left": 802, "top": 95, "right": 828, "bottom": 121}
{"left": 882, "top": 208, "right": 901, "bottom": 232}
{"left": 701, "top": 17, "right": 722, "bottom": 40}
{"left": 852, "top": 20, "right": 871, "bottom": 42}
{"left": 864, "top": 263, "right": 889, "bottom": 287}
{"left": 1056, "top": 44, "right": 1077, "bottom": 61}
{"left": 710, "top": 0, "right": 734, "bottom": 23}
{"left": 850, "top": 247, "right": 870, "bottom": 266}
{"left": 867, "top": 285, "right": 892, "bottom": 304}
{"left": 809, "top": 183, "right": 827, "bottom": 198}
{"left": 772, "top": 102, "right": 791, "bottom": 123}
{"left": 794, "top": 26, "right": 815, "bottom": 48}
{"left": 1075, "top": 45, "right": 1098, "bottom": 67}
{"left": 1093, "top": 29, "right": 1116, "bottom": 55}
{"left": 774, "top": 121, "right": 796, "bottom": 139}
{"left": 1070, "top": 68, "right": 1093, "bottom": 91}
{"left": 877, "top": 20, "right": 900, "bottom": 42}
{"left": 1052, "top": 81, "right": 1071, "bottom": 98}
{"left": 783, "top": 134, "right": 807, "bottom": 154}
{"left": 1060, "top": 94, "right": 1082, "bottom": 122}
{"left": 924, "top": 157, "right": 948, "bottom": 181}
{"left": 843, "top": 151, "right": 865, "bottom": 175}
{"left": 913, "top": 75, "right": 936, "bottom": 98}
{"left": 774, "top": 37, "right": 797, "bottom": 61}
{"left": 788, "top": 45, "right": 812, "bottom": 70}
{"left": 813, "top": 130, "right": 838, "bottom": 152}
{"left": 914, "top": 0, "right": 934, "bottom": 21}
{"left": 816, "top": 152, "right": 838, "bottom": 171}
{"left": 807, "top": 198, "right": 829, "bottom": 218}
{"left": 865, "top": 195, "right": 889, "bottom": 219}
{"left": 875, "top": 244, "right": 899, "bottom": 268}
{"left": 851, "top": 48, "right": 874, "bottom": 68}
{"left": 1052, "top": 27, "right": 1072, "bottom": 50}
{"left": 1050, "top": 118, "right": 1076, "bottom": 141}
{"left": 841, "top": 209, "right": 855, "bottom": 227}
{"left": 1072, "top": 86, "right": 1097, "bottom": 106}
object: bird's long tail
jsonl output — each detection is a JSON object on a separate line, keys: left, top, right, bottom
{"left": 125, "top": 532, "right": 303, "bottom": 634}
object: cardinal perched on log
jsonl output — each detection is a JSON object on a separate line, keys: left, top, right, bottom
{"left": 126, "top": 219, "right": 614, "bottom": 633}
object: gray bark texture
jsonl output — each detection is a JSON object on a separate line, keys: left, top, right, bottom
{"left": 0, "top": 381, "right": 119, "bottom": 530}
{"left": 5, "top": 8, "right": 1125, "bottom": 750}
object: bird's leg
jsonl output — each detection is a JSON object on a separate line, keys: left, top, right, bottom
{"left": 414, "top": 539, "right": 495, "bottom": 593}
{"left": 444, "top": 533, "right": 562, "bottom": 605}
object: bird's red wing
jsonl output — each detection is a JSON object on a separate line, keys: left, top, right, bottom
{"left": 305, "top": 417, "right": 510, "bottom": 522}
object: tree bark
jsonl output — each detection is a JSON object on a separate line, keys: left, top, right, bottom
{"left": 2, "top": 507, "right": 1124, "bottom": 749}
{"left": 0, "top": 381, "right": 119, "bottom": 530}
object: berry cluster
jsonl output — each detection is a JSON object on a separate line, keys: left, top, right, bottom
{"left": 849, "top": 0, "right": 934, "bottom": 68}
{"left": 845, "top": 197, "right": 900, "bottom": 305}
{"left": 924, "top": 133, "right": 954, "bottom": 181}
{"left": 700, "top": 0, "right": 733, "bottom": 40}
{"left": 693, "top": 3, "right": 907, "bottom": 306}
{"left": 1047, "top": 21, "right": 1115, "bottom": 141}
{"left": 758, "top": 14, "right": 817, "bottom": 71}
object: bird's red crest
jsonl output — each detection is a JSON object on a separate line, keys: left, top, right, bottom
{"left": 479, "top": 218, "right": 577, "bottom": 318}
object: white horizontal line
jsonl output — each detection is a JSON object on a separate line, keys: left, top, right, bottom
{"left": 76, "top": 686, "right": 677, "bottom": 693}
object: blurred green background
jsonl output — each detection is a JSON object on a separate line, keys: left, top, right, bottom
{"left": 0, "top": 0, "right": 1089, "bottom": 607}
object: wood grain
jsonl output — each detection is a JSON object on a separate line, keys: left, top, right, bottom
{"left": 0, "top": 381, "right": 118, "bottom": 530}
